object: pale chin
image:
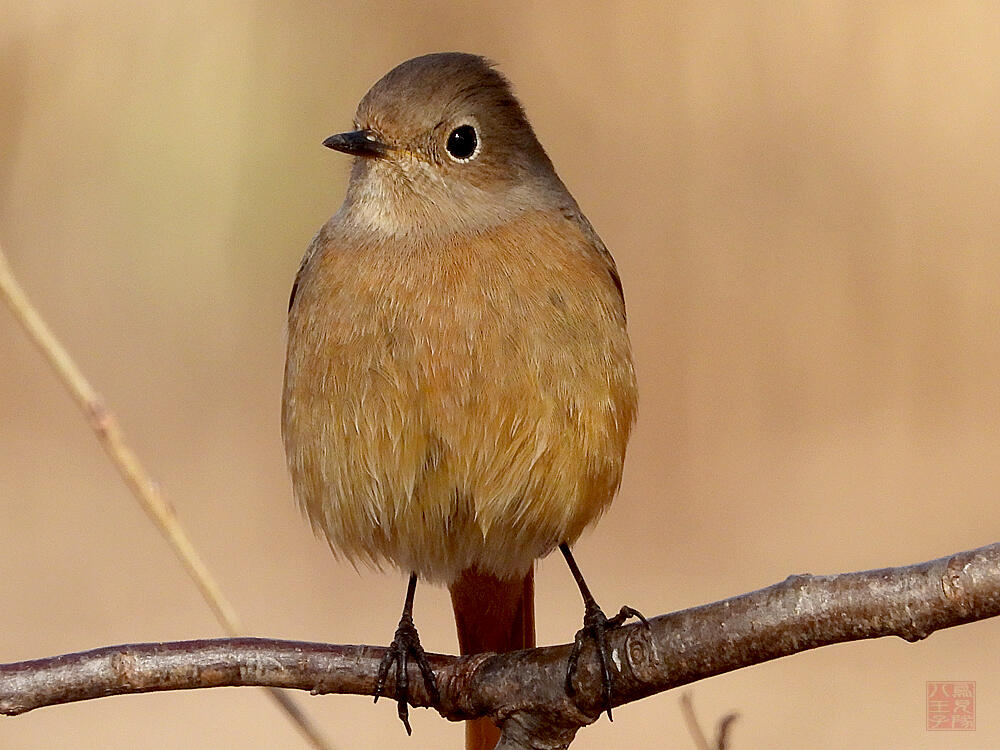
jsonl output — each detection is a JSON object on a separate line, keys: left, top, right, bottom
{"left": 348, "top": 158, "right": 520, "bottom": 239}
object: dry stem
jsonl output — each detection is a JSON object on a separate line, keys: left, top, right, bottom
{"left": 0, "top": 244, "right": 334, "bottom": 750}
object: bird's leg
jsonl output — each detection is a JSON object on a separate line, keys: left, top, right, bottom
{"left": 560, "top": 542, "right": 648, "bottom": 721}
{"left": 374, "top": 572, "right": 440, "bottom": 734}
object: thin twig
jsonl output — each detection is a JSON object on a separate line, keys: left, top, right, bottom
{"left": 716, "top": 712, "right": 739, "bottom": 750}
{"left": 680, "top": 694, "right": 738, "bottom": 750}
{"left": 680, "top": 694, "right": 711, "bottom": 750}
{"left": 0, "top": 244, "right": 335, "bottom": 750}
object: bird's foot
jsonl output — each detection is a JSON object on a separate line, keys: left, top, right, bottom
{"left": 374, "top": 612, "right": 440, "bottom": 734}
{"left": 565, "top": 600, "right": 649, "bottom": 720}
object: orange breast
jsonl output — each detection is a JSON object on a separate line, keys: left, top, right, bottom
{"left": 282, "top": 209, "right": 636, "bottom": 583}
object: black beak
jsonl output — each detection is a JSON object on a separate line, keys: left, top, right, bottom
{"left": 322, "top": 129, "right": 389, "bottom": 157}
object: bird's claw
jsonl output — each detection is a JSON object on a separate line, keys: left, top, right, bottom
{"left": 374, "top": 613, "right": 439, "bottom": 735}
{"left": 608, "top": 605, "right": 649, "bottom": 630}
{"left": 565, "top": 601, "right": 647, "bottom": 721}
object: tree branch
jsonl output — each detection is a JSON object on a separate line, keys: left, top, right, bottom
{"left": 3, "top": 543, "right": 998, "bottom": 749}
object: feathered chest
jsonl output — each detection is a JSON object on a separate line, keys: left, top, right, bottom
{"left": 281, "top": 209, "right": 636, "bottom": 579}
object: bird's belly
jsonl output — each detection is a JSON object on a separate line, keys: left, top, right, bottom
{"left": 282, "top": 219, "right": 635, "bottom": 584}
{"left": 294, "top": 366, "right": 626, "bottom": 582}
{"left": 285, "top": 325, "right": 631, "bottom": 584}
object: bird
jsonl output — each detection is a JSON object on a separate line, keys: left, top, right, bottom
{"left": 282, "top": 52, "right": 641, "bottom": 750}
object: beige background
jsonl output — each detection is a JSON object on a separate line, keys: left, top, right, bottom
{"left": 2, "top": 2, "right": 999, "bottom": 748}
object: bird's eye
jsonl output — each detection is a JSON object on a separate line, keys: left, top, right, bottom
{"left": 445, "top": 124, "right": 479, "bottom": 161}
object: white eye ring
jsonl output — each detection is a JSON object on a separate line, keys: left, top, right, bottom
{"left": 445, "top": 123, "right": 481, "bottom": 162}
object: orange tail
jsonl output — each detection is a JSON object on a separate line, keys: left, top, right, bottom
{"left": 449, "top": 566, "right": 535, "bottom": 750}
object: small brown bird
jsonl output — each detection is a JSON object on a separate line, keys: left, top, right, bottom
{"left": 282, "top": 52, "right": 640, "bottom": 750}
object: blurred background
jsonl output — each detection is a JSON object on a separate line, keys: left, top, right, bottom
{"left": 2, "top": 2, "right": 999, "bottom": 748}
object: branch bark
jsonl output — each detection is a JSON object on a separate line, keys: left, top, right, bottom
{"left": 3, "top": 543, "right": 998, "bottom": 749}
